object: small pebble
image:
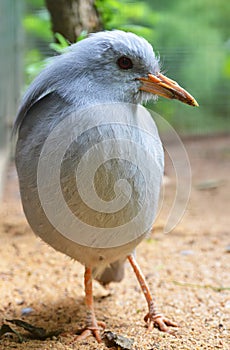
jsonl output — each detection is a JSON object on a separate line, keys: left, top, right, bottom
{"left": 180, "top": 250, "right": 194, "bottom": 256}
{"left": 21, "top": 307, "right": 34, "bottom": 315}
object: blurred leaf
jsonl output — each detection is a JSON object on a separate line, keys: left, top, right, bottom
{"left": 50, "top": 33, "right": 70, "bottom": 53}
{"left": 26, "top": 61, "right": 45, "bottom": 80}
{"left": 223, "top": 56, "right": 230, "bottom": 78}
{"left": 54, "top": 32, "right": 70, "bottom": 46}
{"left": 95, "top": 0, "right": 158, "bottom": 37}
{"left": 25, "top": 0, "right": 45, "bottom": 8}
{"left": 49, "top": 31, "right": 88, "bottom": 53}
{"left": 23, "top": 13, "right": 52, "bottom": 41}
{"left": 24, "top": 49, "right": 44, "bottom": 83}
{"left": 49, "top": 43, "right": 65, "bottom": 53}
{"left": 76, "top": 30, "right": 88, "bottom": 42}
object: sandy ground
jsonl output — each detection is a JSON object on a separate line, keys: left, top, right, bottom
{"left": 0, "top": 135, "right": 229, "bottom": 349}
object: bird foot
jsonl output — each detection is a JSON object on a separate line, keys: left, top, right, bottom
{"left": 144, "top": 312, "right": 178, "bottom": 334}
{"left": 75, "top": 321, "right": 106, "bottom": 343}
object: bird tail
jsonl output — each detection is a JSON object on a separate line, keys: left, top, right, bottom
{"left": 94, "top": 260, "right": 125, "bottom": 286}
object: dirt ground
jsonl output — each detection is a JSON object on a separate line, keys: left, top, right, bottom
{"left": 0, "top": 135, "right": 229, "bottom": 350}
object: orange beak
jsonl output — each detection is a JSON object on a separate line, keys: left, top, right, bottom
{"left": 139, "top": 72, "right": 199, "bottom": 107}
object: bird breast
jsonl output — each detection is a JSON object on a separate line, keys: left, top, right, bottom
{"left": 16, "top": 100, "right": 164, "bottom": 268}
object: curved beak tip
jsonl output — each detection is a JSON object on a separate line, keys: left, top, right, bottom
{"left": 139, "top": 73, "right": 199, "bottom": 107}
{"left": 192, "top": 99, "right": 199, "bottom": 107}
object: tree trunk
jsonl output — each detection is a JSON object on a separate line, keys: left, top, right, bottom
{"left": 45, "top": 0, "right": 103, "bottom": 43}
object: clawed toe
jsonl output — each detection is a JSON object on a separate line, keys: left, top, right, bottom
{"left": 76, "top": 327, "right": 101, "bottom": 343}
{"left": 74, "top": 321, "right": 106, "bottom": 343}
{"left": 144, "top": 313, "right": 178, "bottom": 333}
{"left": 128, "top": 255, "right": 178, "bottom": 335}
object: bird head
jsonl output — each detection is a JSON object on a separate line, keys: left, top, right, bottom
{"left": 63, "top": 30, "right": 198, "bottom": 106}
{"left": 16, "top": 30, "right": 198, "bottom": 129}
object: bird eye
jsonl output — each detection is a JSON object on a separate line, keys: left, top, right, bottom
{"left": 117, "top": 56, "right": 133, "bottom": 70}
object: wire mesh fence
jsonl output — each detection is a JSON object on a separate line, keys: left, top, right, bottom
{"left": 0, "top": 0, "right": 24, "bottom": 195}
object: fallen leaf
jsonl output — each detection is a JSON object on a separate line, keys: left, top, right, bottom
{"left": 5, "top": 319, "right": 62, "bottom": 341}
{"left": 0, "top": 323, "right": 24, "bottom": 343}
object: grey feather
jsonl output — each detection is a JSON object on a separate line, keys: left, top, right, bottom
{"left": 14, "top": 30, "right": 163, "bottom": 282}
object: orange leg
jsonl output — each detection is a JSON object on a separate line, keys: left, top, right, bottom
{"left": 76, "top": 267, "right": 105, "bottom": 343}
{"left": 127, "top": 254, "right": 178, "bottom": 333}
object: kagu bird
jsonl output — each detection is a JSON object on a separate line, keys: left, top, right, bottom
{"left": 14, "top": 30, "right": 198, "bottom": 342}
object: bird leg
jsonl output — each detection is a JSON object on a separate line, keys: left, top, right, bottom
{"left": 76, "top": 267, "right": 106, "bottom": 343}
{"left": 127, "top": 254, "right": 177, "bottom": 333}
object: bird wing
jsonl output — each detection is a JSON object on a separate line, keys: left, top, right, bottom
{"left": 13, "top": 88, "right": 55, "bottom": 135}
{"left": 12, "top": 54, "right": 67, "bottom": 135}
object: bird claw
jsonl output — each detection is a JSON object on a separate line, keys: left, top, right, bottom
{"left": 144, "top": 312, "right": 178, "bottom": 334}
{"left": 75, "top": 321, "right": 106, "bottom": 343}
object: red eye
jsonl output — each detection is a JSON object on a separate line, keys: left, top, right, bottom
{"left": 117, "top": 56, "right": 133, "bottom": 70}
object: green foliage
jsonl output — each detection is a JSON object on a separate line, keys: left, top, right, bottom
{"left": 49, "top": 33, "right": 70, "bottom": 53}
{"left": 95, "top": 0, "right": 158, "bottom": 40}
{"left": 49, "top": 31, "right": 88, "bottom": 53}
{"left": 145, "top": 0, "right": 230, "bottom": 134}
{"left": 23, "top": 0, "right": 52, "bottom": 83}
{"left": 24, "top": 49, "right": 44, "bottom": 83}
{"left": 223, "top": 56, "right": 230, "bottom": 78}
{"left": 76, "top": 30, "right": 88, "bottom": 42}
{"left": 23, "top": 10, "right": 51, "bottom": 41}
{"left": 25, "top": 0, "right": 44, "bottom": 7}
{"left": 223, "top": 40, "right": 230, "bottom": 78}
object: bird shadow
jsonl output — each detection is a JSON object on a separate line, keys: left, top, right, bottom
{"left": 4, "top": 293, "right": 115, "bottom": 339}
